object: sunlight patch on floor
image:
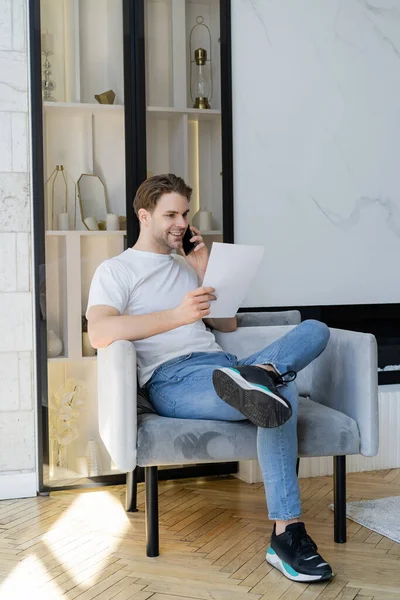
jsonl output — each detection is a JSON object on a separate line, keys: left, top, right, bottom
{"left": 0, "top": 490, "right": 130, "bottom": 597}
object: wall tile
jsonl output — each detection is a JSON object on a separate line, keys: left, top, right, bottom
{"left": 11, "top": 113, "right": 28, "bottom": 172}
{"left": 0, "top": 0, "right": 34, "bottom": 480}
{"left": 12, "top": 0, "right": 26, "bottom": 53}
{"left": 0, "top": 113, "right": 12, "bottom": 171}
{"left": 0, "top": 0, "right": 12, "bottom": 51}
{"left": 0, "top": 172, "right": 30, "bottom": 231}
{"left": 0, "top": 411, "right": 35, "bottom": 471}
{"left": 16, "top": 233, "right": 30, "bottom": 291}
{"left": 0, "top": 232, "right": 16, "bottom": 291}
{"left": 0, "top": 353, "right": 19, "bottom": 410}
{"left": 18, "top": 352, "right": 33, "bottom": 411}
{"left": 0, "top": 50, "right": 28, "bottom": 112}
{"left": 0, "top": 292, "right": 32, "bottom": 352}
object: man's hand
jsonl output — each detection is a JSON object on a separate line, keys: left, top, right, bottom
{"left": 174, "top": 286, "right": 216, "bottom": 325}
{"left": 182, "top": 226, "right": 209, "bottom": 281}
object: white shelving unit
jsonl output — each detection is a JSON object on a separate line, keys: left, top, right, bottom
{"left": 41, "top": 0, "right": 127, "bottom": 484}
{"left": 145, "top": 0, "right": 223, "bottom": 231}
{"left": 45, "top": 231, "right": 126, "bottom": 361}
{"left": 40, "top": 0, "right": 224, "bottom": 486}
{"left": 44, "top": 229, "right": 126, "bottom": 483}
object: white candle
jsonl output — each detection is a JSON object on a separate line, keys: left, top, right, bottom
{"left": 84, "top": 217, "right": 99, "bottom": 231}
{"left": 198, "top": 210, "right": 213, "bottom": 231}
{"left": 57, "top": 212, "right": 69, "bottom": 231}
{"left": 106, "top": 213, "right": 120, "bottom": 231}
{"left": 41, "top": 33, "right": 54, "bottom": 53}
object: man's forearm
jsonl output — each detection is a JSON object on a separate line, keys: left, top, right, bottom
{"left": 204, "top": 316, "right": 237, "bottom": 333}
{"left": 89, "top": 310, "right": 184, "bottom": 348}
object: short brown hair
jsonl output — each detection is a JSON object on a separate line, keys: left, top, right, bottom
{"left": 133, "top": 173, "right": 192, "bottom": 216}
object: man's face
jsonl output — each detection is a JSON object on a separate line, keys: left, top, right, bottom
{"left": 141, "top": 192, "right": 190, "bottom": 252}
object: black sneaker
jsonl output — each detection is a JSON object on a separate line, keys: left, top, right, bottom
{"left": 267, "top": 522, "right": 333, "bottom": 582}
{"left": 212, "top": 365, "right": 294, "bottom": 428}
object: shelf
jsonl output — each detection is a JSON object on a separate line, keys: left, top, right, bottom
{"left": 48, "top": 356, "right": 97, "bottom": 363}
{"left": 46, "top": 230, "right": 127, "bottom": 236}
{"left": 44, "top": 103, "right": 221, "bottom": 121}
{"left": 147, "top": 106, "right": 221, "bottom": 120}
{"left": 44, "top": 102, "right": 124, "bottom": 112}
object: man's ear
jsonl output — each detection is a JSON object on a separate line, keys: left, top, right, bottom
{"left": 138, "top": 208, "right": 150, "bottom": 226}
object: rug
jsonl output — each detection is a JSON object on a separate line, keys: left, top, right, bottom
{"left": 342, "top": 496, "right": 400, "bottom": 544}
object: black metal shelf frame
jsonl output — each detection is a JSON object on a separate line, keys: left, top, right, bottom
{"left": 29, "top": 0, "right": 236, "bottom": 493}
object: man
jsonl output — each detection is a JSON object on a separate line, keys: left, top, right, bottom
{"left": 87, "top": 174, "right": 333, "bottom": 583}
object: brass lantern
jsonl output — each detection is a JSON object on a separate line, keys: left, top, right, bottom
{"left": 189, "top": 16, "right": 213, "bottom": 109}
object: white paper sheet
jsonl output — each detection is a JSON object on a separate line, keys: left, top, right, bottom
{"left": 202, "top": 243, "right": 265, "bottom": 318}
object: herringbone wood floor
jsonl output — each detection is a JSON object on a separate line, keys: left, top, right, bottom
{"left": 1, "top": 469, "right": 400, "bottom": 599}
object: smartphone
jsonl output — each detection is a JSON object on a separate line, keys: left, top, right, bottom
{"left": 182, "top": 226, "right": 196, "bottom": 255}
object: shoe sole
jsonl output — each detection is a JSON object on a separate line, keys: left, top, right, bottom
{"left": 266, "top": 548, "right": 333, "bottom": 582}
{"left": 212, "top": 368, "right": 292, "bottom": 428}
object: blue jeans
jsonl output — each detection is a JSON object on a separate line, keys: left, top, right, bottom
{"left": 146, "top": 320, "right": 330, "bottom": 520}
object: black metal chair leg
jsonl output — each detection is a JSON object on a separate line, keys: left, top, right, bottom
{"left": 296, "top": 458, "right": 300, "bottom": 476}
{"left": 333, "top": 455, "right": 347, "bottom": 543}
{"left": 125, "top": 469, "right": 138, "bottom": 512}
{"left": 145, "top": 466, "right": 159, "bottom": 557}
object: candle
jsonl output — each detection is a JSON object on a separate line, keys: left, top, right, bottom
{"left": 106, "top": 213, "right": 120, "bottom": 231}
{"left": 41, "top": 33, "right": 54, "bottom": 53}
{"left": 198, "top": 210, "right": 213, "bottom": 231}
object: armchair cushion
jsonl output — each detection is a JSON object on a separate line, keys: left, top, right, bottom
{"left": 136, "top": 396, "right": 359, "bottom": 467}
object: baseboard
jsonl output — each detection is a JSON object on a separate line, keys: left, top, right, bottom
{"left": 237, "top": 385, "right": 400, "bottom": 483}
{"left": 0, "top": 472, "right": 37, "bottom": 500}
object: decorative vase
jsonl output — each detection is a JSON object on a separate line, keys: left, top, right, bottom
{"left": 49, "top": 440, "right": 67, "bottom": 478}
{"left": 57, "top": 443, "right": 67, "bottom": 469}
{"left": 47, "top": 330, "right": 63, "bottom": 358}
{"left": 86, "top": 439, "right": 102, "bottom": 476}
{"left": 82, "top": 332, "right": 96, "bottom": 357}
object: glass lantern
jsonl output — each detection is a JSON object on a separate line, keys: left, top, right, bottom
{"left": 189, "top": 17, "right": 213, "bottom": 109}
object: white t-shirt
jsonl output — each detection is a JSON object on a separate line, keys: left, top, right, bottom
{"left": 87, "top": 248, "right": 223, "bottom": 387}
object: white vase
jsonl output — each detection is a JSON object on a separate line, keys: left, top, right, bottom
{"left": 47, "top": 330, "right": 63, "bottom": 358}
{"left": 57, "top": 212, "right": 70, "bottom": 230}
{"left": 84, "top": 217, "right": 99, "bottom": 231}
{"left": 82, "top": 332, "right": 96, "bottom": 357}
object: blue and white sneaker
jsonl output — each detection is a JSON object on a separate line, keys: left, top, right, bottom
{"left": 212, "top": 365, "right": 293, "bottom": 428}
{"left": 267, "top": 523, "right": 333, "bottom": 582}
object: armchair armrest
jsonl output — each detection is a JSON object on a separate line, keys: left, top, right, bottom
{"left": 216, "top": 325, "right": 379, "bottom": 457}
{"left": 97, "top": 340, "right": 137, "bottom": 472}
{"left": 309, "top": 328, "right": 378, "bottom": 457}
{"left": 237, "top": 310, "right": 301, "bottom": 327}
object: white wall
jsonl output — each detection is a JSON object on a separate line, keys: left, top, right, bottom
{"left": 0, "top": 0, "right": 36, "bottom": 499}
{"left": 232, "top": 0, "right": 400, "bottom": 308}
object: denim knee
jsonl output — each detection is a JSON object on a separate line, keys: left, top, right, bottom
{"left": 302, "top": 319, "right": 330, "bottom": 346}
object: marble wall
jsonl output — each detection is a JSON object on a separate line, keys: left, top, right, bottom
{"left": 232, "top": 0, "right": 400, "bottom": 307}
{"left": 0, "top": 0, "right": 36, "bottom": 498}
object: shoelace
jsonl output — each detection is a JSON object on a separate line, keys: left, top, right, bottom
{"left": 275, "top": 370, "right": 297, "bottom": 385}
{"left": 289, "top": 527, "right": 318, "bottom": 555}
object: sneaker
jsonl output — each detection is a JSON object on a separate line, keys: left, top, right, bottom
{"left": 212, "top": 365, "right": 294, "bottom": 428}
{"left": 267, "top": 522, "right": 333, "bottom": 582}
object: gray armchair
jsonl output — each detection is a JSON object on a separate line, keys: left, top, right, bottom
{"left": 97, "top": 313, "right": 378, "bottom": 557}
